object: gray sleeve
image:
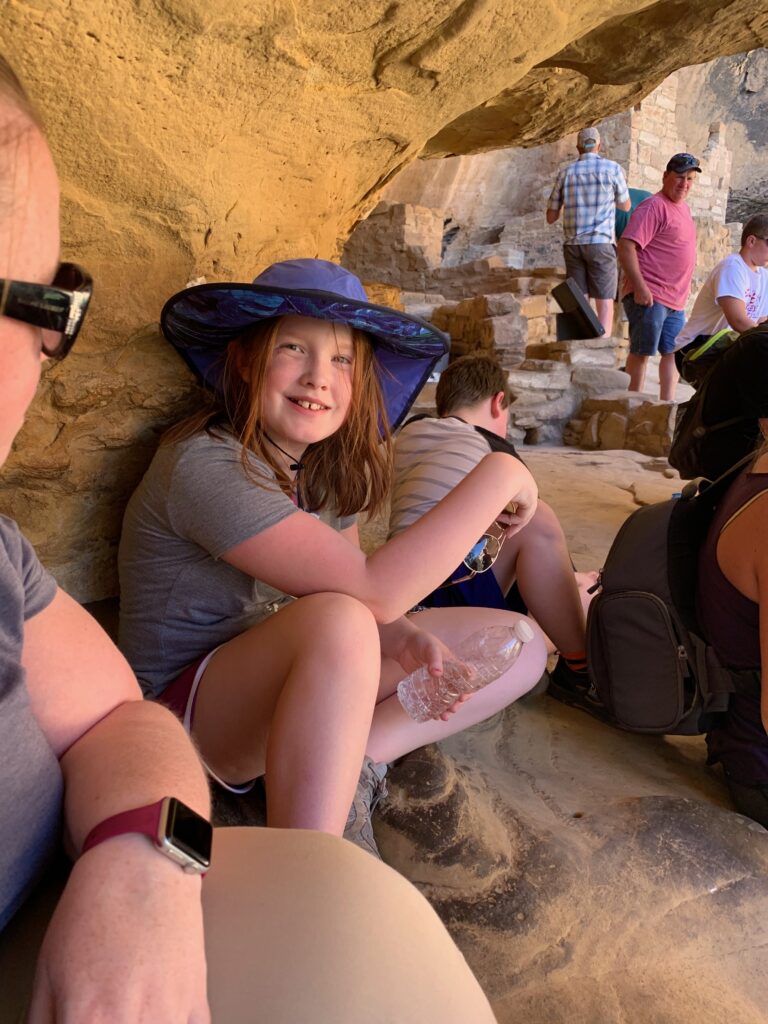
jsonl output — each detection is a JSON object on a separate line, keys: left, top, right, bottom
{"left": 167, "top": 438, "right": 300, "bottom": 558}
{"left": 0, "top": 517, "right": 57, "bottom": 620}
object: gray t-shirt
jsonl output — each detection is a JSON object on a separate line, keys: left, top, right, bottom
{"left": 0, "top": 516, "right": 60, "bottom": 931}
{"left": 118, "top": 431, "right": 355, "bottom": 697}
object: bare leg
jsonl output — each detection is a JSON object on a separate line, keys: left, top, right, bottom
{"left": 192, "top": 593, "right": 382, "bottom": 834}
{"left": 204, "top": 829, "right": 498, "bottom": 1024}
{"left": 366, "top": 606, "right": 547, "bottom": 765}
{"left": 625, "top": 352, "right": 648, "bottom": 393}
{"left": 659, "top": 352, "right": 679, "bottom": 401}
{"left": 490, "top": 500, "right": 586, "bottom": 656}
{"left": 595, "top": 298, "right": 614, "bottom": 336}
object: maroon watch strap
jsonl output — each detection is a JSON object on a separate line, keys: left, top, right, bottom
{"left": 81, "top": 799, "right": 165, "bottom": 855}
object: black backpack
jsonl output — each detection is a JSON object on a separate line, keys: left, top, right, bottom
{"left": 586, "top": 457, "right": 760, "bottom": 735}
{"left": 668, "top": 367, "right": 752, "bottom": 481}
{"left": 669, "top": 326, "right": 768, "bottom": 480}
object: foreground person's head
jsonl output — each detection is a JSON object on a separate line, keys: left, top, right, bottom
{"left": 0, "top": 56, "right": 91, "bottom": 466}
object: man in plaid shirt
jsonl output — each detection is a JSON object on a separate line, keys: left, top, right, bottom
{"left": 547, "top": 127, "right": 630, "bottom": 336}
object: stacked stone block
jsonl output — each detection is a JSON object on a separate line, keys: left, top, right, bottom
{"left": 563, "top": 394, "right": 677, "bottom": 457}
{"left": 341, "top": 201, "right": 444, "bottom": 290}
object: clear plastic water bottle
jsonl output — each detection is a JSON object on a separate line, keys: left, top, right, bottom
{"left": 397, "top": 620, "right": 536, "bottom": 723}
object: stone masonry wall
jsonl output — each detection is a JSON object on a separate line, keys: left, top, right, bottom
{"left": 378, "top": 70, "right": 737, "bottom": 282}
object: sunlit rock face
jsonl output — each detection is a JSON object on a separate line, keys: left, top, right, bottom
{"left": 3, "top": 1, "right": 768, "bottom": 597}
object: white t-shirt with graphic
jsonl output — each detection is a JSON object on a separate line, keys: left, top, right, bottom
{"left": 675, "top": 253, "right": 768, "bottom": 349}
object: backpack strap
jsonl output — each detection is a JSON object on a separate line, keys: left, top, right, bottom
{"left": 400, "top": 414, "right": 526, "bottom": 464}
{"left": 469, "top": 423, "right": 524, "bottom": 461}
{"left": 685, "top": 327, "right": 737, "bottom": 366}
{"left": 693, "top": 451, "right": 756, "bottom": 503}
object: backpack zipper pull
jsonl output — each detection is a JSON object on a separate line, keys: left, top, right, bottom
{"left": 678, "top": 644, "right": 690, "bottom": 676}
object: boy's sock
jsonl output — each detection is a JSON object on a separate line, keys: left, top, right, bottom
{"left": 560, "top": 650, "right": 588, "bottom": 674}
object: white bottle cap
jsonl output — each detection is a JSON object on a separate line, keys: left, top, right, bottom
{"left": 513, "top": 619, "right": 535, "bottom": 643}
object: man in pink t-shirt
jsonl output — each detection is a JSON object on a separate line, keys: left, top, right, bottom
{"left": 617, "top": 153, "right": 700, "bottom": 400}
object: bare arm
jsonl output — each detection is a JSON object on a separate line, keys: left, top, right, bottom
{"left": 716, "top": 479, "right": 768, "bottom": 733}
{"left": 223, "top": 451, "right": 537, "bottom": 622}
{"left": 23, "top": 589, "right": 212, "bottom": 1022}
{"left": 546, "top": 208, "right": 561, "bottom": 225}
{"left": 750, "top": 507, "right": 768, "bottom": 734}
{"left": 718, "top": 295, "right": 759, "bottom": 334}
{"left": 23, "top": 588, "right": 209, "bottom": 841}
{"left": 617, "top": 198, "right": 631, "bottom": 212}
{"left": 617, "top": 237, "right": 653, "bottom": 305}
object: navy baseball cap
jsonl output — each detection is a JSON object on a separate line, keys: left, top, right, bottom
{"left": 665, "top": 153, "right": 701, "bottom": 174}
{"left": 161, "top": 259, "right": 449, "bottom": 432}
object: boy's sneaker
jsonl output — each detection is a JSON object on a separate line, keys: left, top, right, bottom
{"left": 547, "top": 658, "right": 611, "bottom": 723}
{"left": 344, "top": 757, "right": 388, "bottom": 858}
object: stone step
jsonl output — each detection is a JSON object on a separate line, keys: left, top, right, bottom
{"left": 507, "top": 368, "right": 573, "bottom": 391}
{"left": 571, "top": 367, "right": 630, "bottom": 397}
{"left": 580, "top": 392, "right": 647, "bottom": 415}
{"left": 526, "top": 342, "right": 616, "bottom": 368}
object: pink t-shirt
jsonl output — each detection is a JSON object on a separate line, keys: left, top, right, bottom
{"left": 621, "top": 192, "right": 697, "bottom": 310}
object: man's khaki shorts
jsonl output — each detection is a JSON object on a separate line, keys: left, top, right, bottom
{"left": 563, "top": 242, "right": 618, "bottom": 300}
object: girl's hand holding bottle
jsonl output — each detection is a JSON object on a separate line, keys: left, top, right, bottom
{"left": 380, "top": 617, "right": 472, "bottom": 721}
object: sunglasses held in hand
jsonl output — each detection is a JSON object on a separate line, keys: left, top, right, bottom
{"left": 440, "top": 521, "right": 507, "bottom": 587}
{"left": 0, "top": 262, "right": 92, "bottom": 359}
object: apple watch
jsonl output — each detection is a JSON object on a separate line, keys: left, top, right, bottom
{"left": 81, "top": 797, "right": 212, "bottom": 875}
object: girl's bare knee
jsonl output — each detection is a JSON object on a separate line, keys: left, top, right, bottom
{"left": 290, "top": 592, "right": 380, "bottom": 674}
{"left": 295, "top": 591, "right": 377, "bottom": 634}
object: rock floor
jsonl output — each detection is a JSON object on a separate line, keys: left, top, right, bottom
{"left": 373, "top": 447, "right": 768, "bottom": 1024}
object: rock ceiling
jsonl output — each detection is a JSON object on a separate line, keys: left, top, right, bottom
{"left": 3, "top": 0, "right": 768, "bottom": 597}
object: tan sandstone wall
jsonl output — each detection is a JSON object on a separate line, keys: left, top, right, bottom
{"left": 3, "top": 2, "right": 768, "bottom": 599}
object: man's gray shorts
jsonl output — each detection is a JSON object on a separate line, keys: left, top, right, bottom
{"left": 563, "top": 242, "right": 618, "bottom": 300}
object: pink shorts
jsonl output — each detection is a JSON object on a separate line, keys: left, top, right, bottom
{"left": 157, "top": 646, "right": 256, "bottom": 795}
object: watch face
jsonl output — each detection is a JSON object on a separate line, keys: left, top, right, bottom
{"left": 165, "top": 798, "right": 213, "bottom": 868}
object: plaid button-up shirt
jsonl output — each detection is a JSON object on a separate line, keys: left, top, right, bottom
{"left": 548, "top": 154, "right": 629, "bottom": 244}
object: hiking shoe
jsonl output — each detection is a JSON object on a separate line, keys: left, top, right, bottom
{"left": 725, "top": 775, "right": 768, "bottom": 829}
{"left": 546, "top": 658, "right": 611, "bottom": 723}
{"left": 344, "top": 756, "right": 388, "bottom": 858}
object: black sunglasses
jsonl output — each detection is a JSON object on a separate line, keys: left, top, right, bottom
{"left": 0, "top": 262, "right": 93, "bottom": 359}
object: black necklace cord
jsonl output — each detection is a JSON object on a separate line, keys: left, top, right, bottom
{"left": 264, "top": 434, "right": 306, "bottom": 510}
{"left": 264, "top": 433, "right": 304, "bottom": 473}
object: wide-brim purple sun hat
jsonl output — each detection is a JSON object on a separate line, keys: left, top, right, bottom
{"left": 161, "top": 258, "right": 449, "bottom": 432}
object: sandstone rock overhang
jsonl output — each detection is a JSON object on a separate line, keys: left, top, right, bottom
{"left": 2, "top": 1, "right": 768, "bottom": 599}
{"left": 424, "top": 0, "right": 768, "bottom": 157}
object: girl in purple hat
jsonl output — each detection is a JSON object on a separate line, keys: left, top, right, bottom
{"left": 118, "top": 260, "right": 548, "bottom": 856}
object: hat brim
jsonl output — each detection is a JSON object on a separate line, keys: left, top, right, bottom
{"left": 161, "top": 283, "right": 449, "bottom": 432}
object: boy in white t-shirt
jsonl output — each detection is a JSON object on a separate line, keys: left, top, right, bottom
{"left": 675, "top": 213, "right": 768, "bottom": 352}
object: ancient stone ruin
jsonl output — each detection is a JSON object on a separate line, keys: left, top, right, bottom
{"left": 343, "top": 71, "right": 743, "bottom": 457}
